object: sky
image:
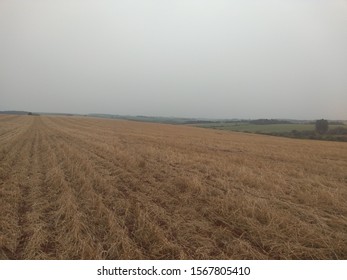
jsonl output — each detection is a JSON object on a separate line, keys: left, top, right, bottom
{"left": 1, "top": 0, "right": 346, "bottom": 119}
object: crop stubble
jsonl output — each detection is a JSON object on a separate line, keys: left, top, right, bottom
{"left": 0, "top": 115, "right": 346, "bottom": 259}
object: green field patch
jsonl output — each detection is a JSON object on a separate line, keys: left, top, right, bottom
{"left": 196, "top": 123, "right": 315, "bottom": 133}
{"left": 192, "top": 123, "right": 347, "bottom": 141}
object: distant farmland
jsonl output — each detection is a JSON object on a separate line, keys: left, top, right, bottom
{"left": 192, "top": 122, "right": 347, "bottom": 141}
{"left": 0, "top": 115, "right": 347, "bottom": 259}
{"left": 193, "top": 123, "right": 317, "bottom": 133}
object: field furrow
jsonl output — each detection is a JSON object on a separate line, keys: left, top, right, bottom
{"left": 0, "top": 118, "right": 35, "bottom": 258}
{"left": 41, "top": 119, "right": 229, "bottom": 258}
{"left": 41, "top": 122, "right": 149, "bottom": 258}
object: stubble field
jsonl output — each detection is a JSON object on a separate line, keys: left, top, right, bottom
{"left": 0, "top": 115, "right": 346, "bottom": 260}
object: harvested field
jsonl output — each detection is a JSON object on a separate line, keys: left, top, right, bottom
{"left": 0, "top": 115, "right": 347, "bottom": 260}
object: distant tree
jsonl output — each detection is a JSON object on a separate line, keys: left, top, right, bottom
{"left": 315, "top": 119, "right": 329, "bottom": 134}
{"left": 28, "top": 112, "right": 33, "bottom": 115}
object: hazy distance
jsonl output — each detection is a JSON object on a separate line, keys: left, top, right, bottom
{"left": 1, "top": 0, "right": 346, "bottom": 120}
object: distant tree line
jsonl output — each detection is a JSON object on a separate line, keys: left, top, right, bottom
{"left": 183, "top": 120, "right": 216, "bottom": 124}
{"left": 250, "top": 119, "right": 292, "bottom": 125}
{"left": 259, "top": 119, "right": 347, "bottom": 142}
{"left": 309, "top": 120, "right": 344, "bottom": 126}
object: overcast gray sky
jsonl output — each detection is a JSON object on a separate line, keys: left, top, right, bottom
{"left": 1, "top": 0, "right": 346, "bottom": 119}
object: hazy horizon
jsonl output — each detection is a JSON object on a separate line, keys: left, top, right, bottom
{"left": 1, "top": 0, "right": 347, "bottom": 119}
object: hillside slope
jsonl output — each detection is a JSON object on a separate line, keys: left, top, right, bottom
{"left": 0, "top": 115, "right": 346, "bottom": 259}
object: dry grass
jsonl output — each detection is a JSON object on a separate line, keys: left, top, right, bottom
{"left": 0, "top": 115, "right": 346, "bottom": 259}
